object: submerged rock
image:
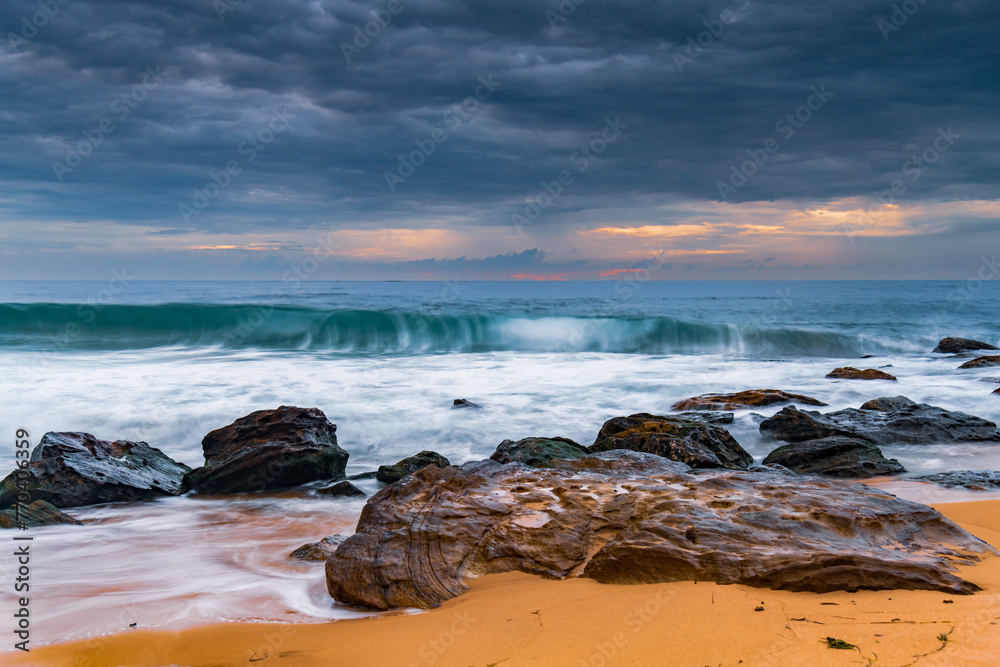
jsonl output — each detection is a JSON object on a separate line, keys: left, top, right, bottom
{"left": 913, "top": 471, "right": 1000, "bottom": 491}
{"left": 0, "top": 432, "right": 190, "bottom": 509}
{"left": 317, "top": 480, "right": 366, "bottom": 498}
{"left": 672, "top": 390, "right": 826, "bottom": 411}
{"left": 490, "top": 437, "right": 590, "bottom": 467}
{"left": 959, "top": 356, "right": 1000, "bottom": 369}
{"left": 376, "top": 451, "right": 450, "bottom": 484}
{"left": 452, "top": 398, "right": 482, "bottom": 409}
{"left": 325, "top": 451, "right": 992, "bottom": 610}
{"left": 183, "top": 406, "right": 348, "bottom": 494}
{"left": 290, "top": 535, "right": 346, "bottom": 561}
{"left": 590, "top": 413, "right": 752, "bottom": 470}
{"left": 670, "top": 411, "right": 735, "bottom": 424}
{"left": 826, "top": 367, "right": 897, "bottom": 381}
{"left": 0, "top": 500, "right": 83, "bottom": 529}
{"left": 934, "top": 337, "right": 998, "bottom": 354}
{"left": 762, "top": 436, "right": 905, "bottom": 478}
{"left": 760, "top": 397, "right": 1000, "bottom": 444}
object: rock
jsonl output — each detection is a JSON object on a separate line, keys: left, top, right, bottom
{"left": 860, "top": 354, "right": 876, "bottom": 359}
{"left": 347, "top": 471, "right": 378, "bottom": 480}
{"left": 760, "top": 398, "right": 1000, "bottom": 445}
{"left": 959, "top": 356, "right": 1000, "bottom": 369}
{"left": 994, "top": 387, "right": 1000, "bottom": 395}
{"left": 0, "top": 432, "right": 190, "bottom": 510}
{"left": 0, "top": 500, "right": 83, "bottom": 529}
{"left": 590, "top": 414, "right": 752, "bottom": 470}
{"left": 376, "top": 451, "right": 450, "bottom": 484}
{"left": 826, "top": 367, "right": 897, "bottom": 381}
{"left": 183, "top": 406, "right": 348, "bottom": 494}
{"left": 290, "top": 535, "right": 346, "bottom": 561}
{"left": 325, "top": 451, "right": 992, "bottom": 610}
{"left": 762, "top": 437, "right": 905, "bottom": 478}
{"left": 671, "top": 390, "right": 827, "bottom": 411}
{"left": 318, "top": 480, "right": 367, "bottom": 498}
{"left": 452, "top": 398, "right": 481, "bottom": 409}
{"left": 671, "top": 411, "right": 735, "bottom": 424}
{"left": 490, "top": 437, "right": 590, "bottom": 467}
{"left": 934, "top": 337, "right": 998, "bottom": 354}
{"left": 913, "top": 471, "right": 1000, "bottom": 491}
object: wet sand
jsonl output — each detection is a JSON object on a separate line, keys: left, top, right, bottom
{"left": 10, "top": 499, "right": 1000, "bottom": 667}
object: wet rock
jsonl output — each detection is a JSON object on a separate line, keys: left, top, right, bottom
{"left": 672, "top": 390, "right": 826, "bottom": 411}
{"left": 317, "top": 480, "right": 366, "bottom": 498}
{"left": 376, "top": 451, "right": 450, "bottom": 484}
{"left": 0, "top": 432, "right": 190, "bottom": 510}
{"left": 0, "top": 500, "right": 83, "bottom": 529}
{"left": 760, "top": 397, "right": 1000, "bottom": 445}
{"left": 452, "top": 398, "right": 482, "bottom": 409}
{"left": 490, "top": 437, "right": 590, "bottom": 467}
{"left": 762, "top": 436, "right": 905, "bottom": 478}
{"left": 590, "top": 414, "right": 752, "bottom": 470}
{"left": 934, "top": 337, "right": 998, "bottom": 354}
{"left": 994, "top": 387, "right": 1000, "bottom": 395}
{"left": 860, "top": 354, "right": 876, "bottom": 359}
{"left": 347, "top": 471, "right": 378, "bottom": 480}
{"left": 913, "top": 471, "right": 1000, "bottom": 491}
{"left": 290, "top": 535, "right": 346, "bottom": 561}
{"left": 183, "top": 406, "right": 348, "bottom": 494}
{"left": 671, "top": 411, "right": 735, "bottom": 424}
{"left": 326, "top": 451, "right": 992, "bottom": 610}
{"left": 826, "top": 367, "right": 897, "bottom": 381}
{"left": 958, "top": 356, "right": 1000, "bottom": 369}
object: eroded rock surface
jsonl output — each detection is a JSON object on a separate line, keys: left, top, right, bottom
{"left": 290, "top": 535, "right": 346, "bottom": 561}
{"left": 672, "top": 390, "right": 826, "bottom": 411}
{"left": 760, "top": 397, "right": 1000, "bottom": 445}
{"left": 326, "top": 452, "right": 991, "bottom": 610}
{"left": 590, "top": 414, "right": 752, "bottom": 470}
{"left": 762, "top": 436, "right": 905, "bottom": 478}
{"left": 490, "top": 437, "right": 590, "bottom": 467}
{"left": 0, "top": 500, "right": 83, "bottom": 528}
{"left": 826, "top": 367, "right": 897, "bottom": 381}
{"left": 183, "top": 406, "right": 348, "bottom": 494}
{"left": 0, "top": 432, "right": 190, "bottom": 509}
{"left": 934, "top": 337, "right": 998, "bottom": 354}
{"left": 959, "top": 356, "right": 1000, "bottom": 369}
{"left": 377, "top": 451, "right": 450, "bottom": 484}
{"left": 913, "top": 471, "right": 1000, "bottom": 491}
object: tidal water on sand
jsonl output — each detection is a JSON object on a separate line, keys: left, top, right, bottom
{"left": 2, "top": 280, "right": 999, "bottom": 645}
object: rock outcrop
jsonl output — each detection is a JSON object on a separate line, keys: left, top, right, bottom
{"left": 671, "top": 412, "right": 735, "bottom": 424}
{"left": 183, "top": 406, "right": 348, "bottom": 494}
{"left": 290, "top": 535, "right": 346, "bottom": 561}
{"left": 325, "top": 452, "right": 992, "bottom": 610}
{"left": 317, "top": 480, "right": 366, "bottom": 498}
{"left": 760, "top": 397, "right": 1000, "bottom": 445}
{"left": 0, "top": 432, "right": 190, "bottom": 509}
{"left": 0, "top": 500, "right": 83, "bottom": 529}
{"left": 376, "top": 451, "right": 451, "bottom": 484}
{"left": 590, "top": 414, "right": 752, "bottom": 470}
{"left": 452, "top": 399, "right": 481, "bottom": 409}
{"left": 913, "top": 471, "right": 1000, "bottom": 491}
{"left": 959, "top": 356, "right": 1000, "bottom": 369}
{"left": 826, "top": 367, "right": 897, "bottom": 381}
{"left": 672, "top": 390, "right": 826, "bottom": 411}
{"left": 490, "top": 437, "right": 590, "bottom": 467}
{"left": 762, "top": 436, "right": 905, "bottom": 478}
{"left": 934, "top": 337, "right": 998, "bottom": 354}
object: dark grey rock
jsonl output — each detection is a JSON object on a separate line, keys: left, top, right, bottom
{"left": 377, "top": 451, "right": 451, "bottom": 484}
{"left": 452, "top": 398, "right": 481, "bottom": 409}
{"left": 913, "top": 471, "right": 1000, "bottom": 491}
{"left": 763, "top": 436, "right": 905, "bottom": 478}
{"left": 490, "top": 437, "right": 590, "bottom": 467}
{"left": 317, "top": 480, "right": 367, "bottom": 498}
{"left": 934, "top": 337, "right": 999, "bottom": 354}
{"left": 0, "top": 500, "right": 83, "bottom": 529}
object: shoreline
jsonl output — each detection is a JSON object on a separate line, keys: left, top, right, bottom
{"left": 11, "top": 499, "right": 1000, "bottom": 667}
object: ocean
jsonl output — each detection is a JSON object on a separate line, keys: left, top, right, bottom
{"left": 2, "top": 279, "right": 1000, "bottom": 644}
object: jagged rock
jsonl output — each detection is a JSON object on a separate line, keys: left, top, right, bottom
{"left": 762, "top": 436, "right": 905, "bottom": 478}
{"left": 959, "top": 356, "right": 1000, "bottom": 369}
{"left": 377, "top": 451, "right": 450, "bottom": 484}
{"left": 317, "top": 480, "right": 366, "bottom": 498}
{"left": 671, "top": 411, "right": 735, "bottom": 424}
{"left": 0, "top": 432, "right": 190, "bottom": 509}
{"left": 183, "top": 406, "right": 348, "bottom": 494}
{"left": 913, "top": 471, "right": 1000, "bottom": 491}
{"left": 0, "top": 500, "right": 83, "bottom": 529}
{"left": 994, "top": 387, "right": 1000, "bottom": 395}
{"left": 325, "top": 451, "right": 992, "bottom": 610}
{"left": 490, "top": 437, "right": 590, "bottom": 467}
{"left": 934, "top": 337, "right": 998, "bottom": 354}
{"left": 672, "top": 390, "right": 826, "bottom": 411}
{"left": 590, "top": 414, "right": 752, "bottom": 470}
{"left": 826, "top": 367, "right": 897, "bottom": 381}
{"left": 760, "top": 397, "right": 1000, "bottom": 445}
{"left": 290, "top": 535, "right": 346, "bottom": 561}
{"left": 452, "top": 398, "right": 482, "bottom": 409}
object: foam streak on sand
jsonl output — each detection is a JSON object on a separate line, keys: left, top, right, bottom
{"left": 10, "top": 500, "right": 1000, "bottom": 666}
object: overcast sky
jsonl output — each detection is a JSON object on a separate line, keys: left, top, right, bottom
{"left": 0, "top": 0, "right": 998, "bottom": 280}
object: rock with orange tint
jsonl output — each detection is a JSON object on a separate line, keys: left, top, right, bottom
{"left": 959, "top": 356, "right": 1000, "bottom": 369}
{"left": 671, "top": 389, "right": 826, "bottom": 411}
{"left": 826, "top": 367, "right": 897, "bottom": 381}
{"left": 934, "top": 337, "right": 998, "bottom": 354}
{"left": 325, "top": 451, "right": 992, "bottom": 610}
